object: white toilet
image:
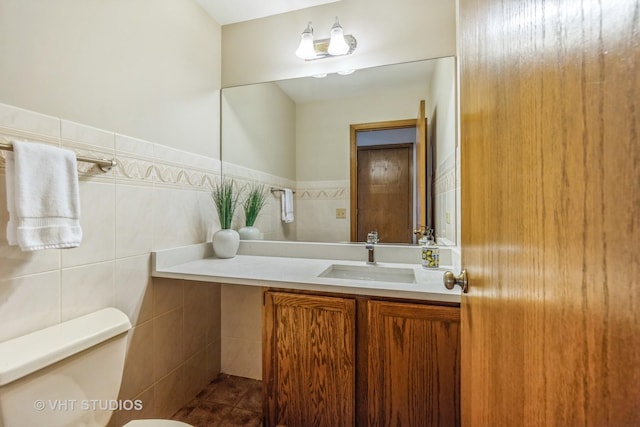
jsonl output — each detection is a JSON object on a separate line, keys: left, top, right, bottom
{"left": 0, "top": 308, "right": 192, "bottom": 427}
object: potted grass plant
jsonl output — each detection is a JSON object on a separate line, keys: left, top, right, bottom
{"left": 211, "top": 178, "right": 240, "bottom": 258}
{"left": 239, "top": 183, "right": 269, "bottom": 240}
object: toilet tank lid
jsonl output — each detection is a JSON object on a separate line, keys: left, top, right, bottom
{"left": 0, "top": 308, "right": 132, "bottom": 386}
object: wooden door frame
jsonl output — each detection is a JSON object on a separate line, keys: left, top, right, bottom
{"left": 350, "top": 119, "right": 420, "bottom": 242}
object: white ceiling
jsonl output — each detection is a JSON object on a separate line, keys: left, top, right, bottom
{"left": 194, "top": 0, "right": 341, "bottom": 25}
{"left": 275, "top": 59, "right": 437, "bottom": 104}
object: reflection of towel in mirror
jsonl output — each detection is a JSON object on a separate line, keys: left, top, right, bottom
{"left": 281, "top": 188, "right": 294, "bottom": 223}
{"left": 5, "top": 140, "right": 82, "bottom": 251}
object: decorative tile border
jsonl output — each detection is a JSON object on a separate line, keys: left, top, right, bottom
{"left": 114, "top": 156, "right": 155, "bottom": 183}
{"left": 221, "top": 161, "right": 295, "bottom": 194}
{"left": 1, "top": 102, "right": 358, "bottom": 208}
{"left": 0, "top": 128, "right": 60, "bottom": 170}
{"left": 296, "top": 180, "right": 350, "bottom": 201}
{"left": 434, "top": 165, "right": 456, "bottom": 194}
{"left": 1, "top": 133, "right": 223, "bottom": 190}
{"left": 0, "top": 103, "right": 223, "bottom": 191}
{"left": 297, "top": 187, "right": 349, "bottom": 201}
{"left": 149, "top": 161, "right": 220, "bottom": 190}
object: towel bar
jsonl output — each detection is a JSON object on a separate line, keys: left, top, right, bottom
{"left": 270, "top": 187, "right": 295, "bottom": 194}
{"left": 0, "top": 141, "right": 117, "bottom": 172}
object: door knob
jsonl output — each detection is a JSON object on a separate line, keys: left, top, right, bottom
{"left": 443, "top": 269, "right": 468, "bottom": 293}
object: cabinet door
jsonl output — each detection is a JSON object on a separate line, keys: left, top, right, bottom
{"left": 263, "top": 291, "right": 356, "bottom": 427}
{"left": 367, "top": 301, "right": 460, "bottom": 426}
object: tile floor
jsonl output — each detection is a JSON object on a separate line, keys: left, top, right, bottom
{"left": 170, "top": 374, "right": 263, "bottom": 427}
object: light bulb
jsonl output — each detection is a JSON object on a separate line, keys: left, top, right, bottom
{"left": 327, "top": 17, "right": 349, "bottom": 56}
{"left": 295, "top": 22, "right": 317, "bottom": 60}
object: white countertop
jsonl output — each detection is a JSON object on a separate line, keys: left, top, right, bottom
{"left": 152, "top": 243, "right": 461, "bottom": 303}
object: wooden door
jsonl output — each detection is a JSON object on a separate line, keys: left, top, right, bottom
{"left": 350, "top": 116, "right": 426, "bottom": 243}
{"left": 459, "top": 1, "right": 640, "bottom": 426}
{"left": 263, "top": 291, "right": 356, "bottom": 427}
{"left": 366, "top": 300, "right": 460, "bottom": 427}
{"left": 416, "top": 100, "right": 427, "bottom": 228}
{"left": 356, "top": 144, "right": 413, "bottom": 243}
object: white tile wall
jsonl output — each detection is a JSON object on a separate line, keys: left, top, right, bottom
{"left": 434, "top": 153, "right": 457, "bottom": 245}
{"left": 0, "top": 175, "right": 61, "bottom": 277}
{"left": 61, "top": 182, "right": 116, "bottom": 268}
{"left": 60, "top": 261, "right": 115, "bottom": 321}
{"left": 0, "top": 271, "right": 60, "bottom": 342}
{"left": 0, "top": 103, "right": 60, "bottom": 138}
{"left": 115, "top": 185, "right": 155, "bottom": 258}
{"left": 115, "top": 255, "right": 154, "bottom": 326}
{"left": 0, "top": 102, "right": 223, "bottom": 421}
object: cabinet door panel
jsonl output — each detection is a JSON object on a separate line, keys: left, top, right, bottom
{"left": 367, "top": 301, "right": 460, "bottom": 427}
{"left": 264, "top": 291, "right": 356, "bottom": 427}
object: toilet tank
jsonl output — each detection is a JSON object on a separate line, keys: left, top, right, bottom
{"left": 0, "top": 308, "right": 132, "bottom": 427}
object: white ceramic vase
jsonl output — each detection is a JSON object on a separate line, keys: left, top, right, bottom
{"left": 212, "top": 229, "right": 240, "bottom": 258}
{"left": 238, "top": 226, "right": 261, "bottom": 240}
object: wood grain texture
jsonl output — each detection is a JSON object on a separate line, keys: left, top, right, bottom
{"left": 263, "top": 291, "right": 356, "bottom": 427}
{"left": 357, "top": 144, "right": 413, "bottom": 243}
{"left": 350, "top": 119, "right": 422, "bottom": 242}
{"left": 459, "top": 0, "right": 640, "bottom": 426}
{"left": 416, "top": 100, "right": 427, "bottom": 228}
{"left": 367, "top": 300, "right": 461, "bottom": 427}
{"left": 356, "top": 296, "right": 370, "bottom": 427}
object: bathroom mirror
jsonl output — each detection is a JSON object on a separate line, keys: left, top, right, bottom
{"left": 221, "top": 56, "right": 457, "bottom": 245}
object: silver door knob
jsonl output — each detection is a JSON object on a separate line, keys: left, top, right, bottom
{"left": 443, "top": 269, "right": 468, "bottom": 293}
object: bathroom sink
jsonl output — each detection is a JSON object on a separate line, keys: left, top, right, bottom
{"left": 318, "top": 264, "right": 416, "bottom": 284}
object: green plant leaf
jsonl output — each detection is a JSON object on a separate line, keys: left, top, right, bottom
{"left": 242, "top": 183, "right": 268, "bottom": 226}
{"left": 211, "top": 178, "right": 239, "bottom": 229}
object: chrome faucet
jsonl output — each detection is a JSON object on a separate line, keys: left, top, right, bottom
{"left": 365, "top": 231, "right": 379, "bottom": 265}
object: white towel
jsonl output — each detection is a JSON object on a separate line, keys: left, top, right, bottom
{"left": 5, "top": 140, "right": 82, "bottom": 251}
{"left": 280, "top": 188, "right": 294, "bottom": 223}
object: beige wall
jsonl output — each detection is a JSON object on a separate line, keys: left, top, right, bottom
{"left": 0, "top": 0, "right": 221, "bottom": 158}
{"left": 221, "top": 0, "right": 457, "bottom": 86}
{"left": 426, "top": 56, "right": 457, "bottom": 244}
{"left": 0, "top": 0, "right": 224, "bottom": 422}
{"left": 294, "top": 84, "right": 430, "bottom": 243}
{"left": 296, "top": 84, "right": 429, "bottom": 182}
{"left": 221, "top": 82, "right": 296, "bottom": 180}
{"left": 427, "top": 57, "right": 457, "bottom": 172}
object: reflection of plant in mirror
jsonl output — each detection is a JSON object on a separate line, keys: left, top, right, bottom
{"left": 220, "top": 57, "right": 458, "bottom": 245}
{"left": 243, "top": 183, "right": 268, "bottom": 227}
{"left": 212, "top": 179, "right": 239, "bottom": 229}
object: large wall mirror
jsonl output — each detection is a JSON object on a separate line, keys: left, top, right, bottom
{"left": 221, "top": 56, "right": 457, "bottom": 246}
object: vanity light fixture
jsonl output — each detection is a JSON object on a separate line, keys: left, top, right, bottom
{"left": 295, "top": 23, "right": 316, "bottom": 60}
{"left": 327, "top": 17, "right": 350, "bottom": 55}
{"left": 295, "top": 17, "right": 357, "bottom": 61}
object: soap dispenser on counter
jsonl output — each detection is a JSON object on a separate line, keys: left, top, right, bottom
{"left": 421, "top": 228, "right": 440, "bottom": 269}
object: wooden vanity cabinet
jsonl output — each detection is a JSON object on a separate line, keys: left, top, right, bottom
{"left": 263, "top": 290, "right": 460, "bottom": 427}
{"left": 364, "top": 300, "right": 461, "bottom": 427}
{"left": 263, "top": 291, "right": 356, "bottom": 427}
